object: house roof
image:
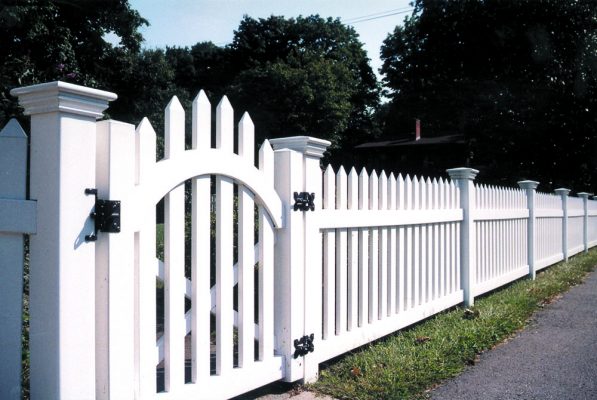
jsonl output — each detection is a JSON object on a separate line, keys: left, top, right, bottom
{"left": 356, "top": 134, "right": 465, "bottom": 149}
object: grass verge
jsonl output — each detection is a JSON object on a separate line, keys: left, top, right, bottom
{"left": 309, "top": 249, "right": 597, "bottom": 400}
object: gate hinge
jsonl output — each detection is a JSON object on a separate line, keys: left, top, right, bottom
{"left": 85, "top": 188, "right": 121, "bottom": 242}
{"left": 293, "top": 334, "right": 315, "bottom": 358}
{"left": 293, "top": 192, "right": 315, "bottom": 211}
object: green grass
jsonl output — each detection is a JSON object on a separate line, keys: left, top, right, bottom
{"left": 309, "top": 249, "right": 597, "bottom": 400}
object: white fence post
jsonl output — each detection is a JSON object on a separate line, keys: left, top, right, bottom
{"left": 518, "top": 180, "right": 539, "bottom": 279}
{"left": 11, "top": 81, "right": 116, "bottom": 399}
{"left": 270, "top": 137, "right": 330, "bottom": 383}
{"left": 0, "top": 119, "right": 36, "bottom": 400}
{"left": 555, "top": 188, "right": 570, "bottom": 262}
{"left": 578, "top": 192, "right": 591, "bottom": 253}
{"left": 446, "top": 167, "right": 479, "bottom": 306}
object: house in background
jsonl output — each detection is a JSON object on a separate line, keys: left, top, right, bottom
{"left": 355, "top": 119, "right": 468, "bottom": 177}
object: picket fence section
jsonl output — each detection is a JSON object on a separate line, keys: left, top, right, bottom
{"left": 2, "top": 81, "right": 597, "bottom": 400}
{"left": 473, "top": 185, "right": 528, "bottom": 296}
{"left": 312, "top": 167, "right": 464, "bottom": 363}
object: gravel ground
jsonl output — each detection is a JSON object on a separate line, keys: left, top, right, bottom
{"left": 430, "top": 268, "right": 597, "bottom": 400}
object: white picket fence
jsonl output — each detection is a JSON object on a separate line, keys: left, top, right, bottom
{"left": 2, "top": 81, "right": 597, "bottom": 400}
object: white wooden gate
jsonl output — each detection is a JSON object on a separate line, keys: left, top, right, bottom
{"left": 94, "top": 92, "right": 286, "bottom": 399}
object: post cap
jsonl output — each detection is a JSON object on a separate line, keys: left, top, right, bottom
{"left": 577, "top": 192, "right": 593, "bottom": 199}
{"left": 10, "top": 81, "right": 117, "bottom": 119}
{"left": 554, "top": 188, "right": 571, "bottom": 196}
{"left": 446, "top": 167, "right": 479, "bottom": 181}
{"left": 517, "top": 180, "right": 539, "bottom": 190}
{"left": 269, "top": 136, "right": 331, "bottom": 159}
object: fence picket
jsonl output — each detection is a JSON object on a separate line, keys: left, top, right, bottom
{"left": 258, "top": 140, "right": 275, "bottom": 361}
{"left": 0, "top": 119, "right": 28, "bottom": 400}
{"left": 388, "top": 173, "right": 397, "bottom": 316}
{"left": 336, "top": 167, "right": 348, "bottom": 334}
{"left": 347, "top": 168, "right": 359, "bottom": 330}
{"left": 135, "top": 118, "right": 158, "bottom": 397}
{"left": 191, "top": 90, "right": 212, "bottom": 382}
{"left": 378, "top": 171, "right": 388, "bottom": 319}
{"left": 238, "top": 112, "right": 255, "bottom": 367}
{"left": 369, "top": 170, "right": 379, "bottom": 321}
{"left": 164, "top": 96, "right": 186, "bottom": 392}
{"left": 358, "top": 168, "right": 369, "bottom": 325}
{"left": 397, "top": 174, "right": 405, "bottom": 312}
{"left": 215, "top": 96, "right": 234, "bottom": 375}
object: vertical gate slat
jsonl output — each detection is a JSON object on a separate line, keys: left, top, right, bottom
{"left": 191, "top": 90, "right": 212, "bottom": 382}
{"left": 238, "top": 113, "right": 255, "bottom": 367}
{"left": 258, "top": 140, "right": 275, "bottom": 360}
{"left": 164, "top": 96, "right": 186, "bottom": 392}
{"left": 347, "top": 168, "right": 359, "bottom": 330}
{"left": 215, "top": 96, "right": 234, "bottom": 375}
{"left": 0, "top": 119, "right": 27, "bottom": 400}
{"left": 335, "top": 167, "right": 348, "bottom": 334}
{"left": 323, "top": 165, "right": 336, "bottom": 338}
{"left": 135, "top": 118, "right": 158, "bottom": 397}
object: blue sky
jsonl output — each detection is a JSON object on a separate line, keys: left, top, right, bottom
{"left": 128, "top": 0, "right": 413, "bottom": 78}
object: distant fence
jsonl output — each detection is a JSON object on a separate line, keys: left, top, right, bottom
{"left": 1, "top": 81, "right": 596, "bottom": 399}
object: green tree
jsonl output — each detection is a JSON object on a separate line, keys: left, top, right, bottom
{"left": 163, "top": 16, "right": 381, "bottom": 164}
{"left": 227, "top": 15, "right": 380, "bottom": 161}
{"left": 381, "top": 0, "right": 597, "bottom": 191}
{"left": 0, "top": 0, "right": 147, "bottom": 124}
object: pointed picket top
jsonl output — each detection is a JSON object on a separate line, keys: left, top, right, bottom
{"left": 416, "top": 175, "right": 425, "bottom": 210}
{"left": 431, "top": 178, "right": 439, "bottom": 210}
{"left": 369, "top": 169, "right": 379, "bottom": 210}
{"left": 0, "top": 118, "right": 27, "bottom": 138}
{"left": 347, "top": 167, "right": 359, "bottom": 210}
{"left": 412, "top": 175, "right": 420, "bottom": 210}
{"left": 397, "top": 173, "right": 405, "bottom": 210}
{"left": 192, "top": 90, "right": 211, "bottom": 150}
{"left": 450, "top": 180, "right": 458, "bottom": 209}
{"left": 423, "top": 176, "right": 431, "bottom": 210}
{"left": 323, "top": 164, "right": 336, "bottom": 210}
{"left": 389, "top": 173, "right": 397, "bottom": 210}
{"left": 165, "top": 95, "right": 185, "bottom": 159}
{"left": 239, "top": 112, "right": 255, "bottom": 165}
{"left": 258, "top": 139, "right": 274, "bottom": 186}
{"left": 358, "top": 167, "right": 369, "bottom": 210}
{"left": 336, "top": 166, "right": 348, "bottom": 210}
{"left": 378, "top": 170, "right": 388, "bottom": 210}
{"left": 216, "top": 95, "right": 234, "bottom": 152}
{"left": 405, "top": 175, "right": 413, "bottom": 210}
{"left": 135, "top": 117, "right": 157, "bottom": 185}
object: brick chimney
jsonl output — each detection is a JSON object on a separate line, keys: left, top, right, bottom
{"left": 415, "top": 119, "right": 421, "bottom": 141}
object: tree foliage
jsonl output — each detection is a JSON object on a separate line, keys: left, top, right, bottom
{"left": 164, "top": 15, "right": 380, "bottom": 163}
{"left": 0, "top": 0, "right": 147, "bottom": 123}
{"left": 381, "top": 0, "right": 597, "bottom": 191}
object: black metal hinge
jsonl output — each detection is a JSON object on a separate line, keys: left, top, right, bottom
{"left": 293, "top": 192, "right": 315, "bottom": 211}
{"left": 293, "top": 334, "right": 315, "bottom": 358}
{"left": 85, "top": 188, "right": 121, "bottom": 242}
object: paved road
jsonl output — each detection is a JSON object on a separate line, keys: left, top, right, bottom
{"left": 430, "top": 269, "right": 597, "bottom": 400}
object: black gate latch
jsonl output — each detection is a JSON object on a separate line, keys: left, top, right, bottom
{"left": 85, "top": 188, "right": 121, "bottom": 242}
{"left": 293, "top": 192, "right": 315, "bottom": 211}
{"left": 293, "top": 334, "right": 315, "bottom": 358}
